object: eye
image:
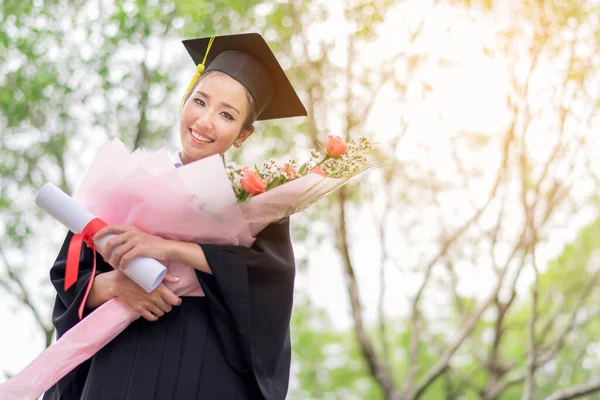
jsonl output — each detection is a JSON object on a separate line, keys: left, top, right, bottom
{"left": 221, "top": 112, "right": 234, "bottom": 121}
{"left": 193, "top": 98, "right": 205, "bottom": 106}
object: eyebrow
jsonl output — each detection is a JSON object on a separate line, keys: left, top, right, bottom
{"left": 195, "top": 90, "right": 241, "bottom": 116}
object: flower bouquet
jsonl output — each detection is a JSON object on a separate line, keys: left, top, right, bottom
{"left": 231, "top": 135, "right": 374, "bottom": 233}
{"left": 0, "top": 134, "right": 376, "bottom": 400}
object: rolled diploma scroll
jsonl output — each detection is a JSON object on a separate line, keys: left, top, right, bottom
{"left": 35, "top": 183, "right": 166, "bottom": 292}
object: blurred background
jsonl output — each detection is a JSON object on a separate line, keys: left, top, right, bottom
{"left": 2, "top": 0, "right": 600, "bottom": 399}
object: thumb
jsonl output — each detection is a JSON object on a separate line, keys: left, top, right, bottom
{"left": 163, "top": 273, "right": 181, "bottom": 283}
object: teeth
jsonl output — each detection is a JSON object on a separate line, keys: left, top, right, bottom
{"left": 191, "top": 130, "right": 213, "bottom": 143}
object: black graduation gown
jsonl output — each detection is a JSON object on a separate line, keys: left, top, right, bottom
{"left": 42, "top": 217, "right": 295, "bottom": 400}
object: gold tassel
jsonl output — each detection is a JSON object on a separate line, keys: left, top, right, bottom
{"left": 179, "top": 35, "right": 216, "bottom": 111}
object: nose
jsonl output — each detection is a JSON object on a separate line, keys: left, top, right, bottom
{"left": 194, "top": 109, "right": 214, "bottom": 132}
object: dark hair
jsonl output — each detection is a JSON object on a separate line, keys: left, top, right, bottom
{"left": 182, "top": 70, "right": 257, "bottom": 132}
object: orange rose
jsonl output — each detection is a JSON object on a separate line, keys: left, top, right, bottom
{"left": 282, "top": 163, "right": 297, "bottom": 178}
{"left": 326, "top": 135, "right": 347, "bottom": 157}
{"left": 310, "top": 166, "right": 326, "bottom": 176}
{"left": 241, "top": 168, "right": 266, "bottom": 196}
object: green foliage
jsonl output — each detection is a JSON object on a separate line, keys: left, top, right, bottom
{"left": 2, "top": 0, "right": 600, "bottom": 398}
{"left": 290, "top": 297, "right": 383, "bottom": 399}
{"left": 449, "top": 217, "right": 600, "bottom": 397}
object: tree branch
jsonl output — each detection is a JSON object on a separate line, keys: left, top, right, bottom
{"left": 336, "top": 189, "right": 399, "bottom": 400}
{"left": 522, "top": 251, "right": 539, "bottom": 400}
{"left": 405, "top": 105, "right": 518, "bottom": 398}
{"left": 411, "top": 291, "right": 496, "bottom": 399}
{"left": 375, "top": 194, "right": 393, "bottom": 371}
{"left": 133, "top": 60, "right": 150, "bottom": 149}
{"left": 0, "top": 244, "right": 54, "bottom": 347}
{"left": 545, "top": 380, "right": 600, "bottom": 400}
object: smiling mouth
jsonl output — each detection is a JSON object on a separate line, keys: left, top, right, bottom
{"left": 190, "top": 129, "right": 214, "bottom": 144}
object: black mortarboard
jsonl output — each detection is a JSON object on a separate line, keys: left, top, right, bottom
{"left": 181, "top": 33, "right": 307, "bottom": 121}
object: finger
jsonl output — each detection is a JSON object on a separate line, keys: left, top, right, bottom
{"left": 153, "top": 295, "right": 172, "bottom": 313}
{"left": 162, "top": 273, "right": 181, "bottom": 284}
{"left": 119, "top": 245, "right": 141, "bottom": 270}
{"left": 110, "top": 241, "right": 137, "bottom": 269}
{"left": 93, "top": 225, "right": 131, "bottom": 241}
{"left": 140, "top": 309, "right": 158, "bottom": 322}
{"left": 147, "top": 304, "right": 165, "bottom": 318}
{"left": 103, "top": 232, "right": 131, "bottom": 261}
{"left": 159, "top": 285, "right": 182, "bottom": 306}
{"left": 92, "top": 226, "right": 114, "bottom": 242}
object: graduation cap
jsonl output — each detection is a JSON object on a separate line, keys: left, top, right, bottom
{"left": 181, "top": 33, "right": 307, "bottom": 121}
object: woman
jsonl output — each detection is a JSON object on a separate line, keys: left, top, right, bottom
{"left": 43, "top": 33, "right": 307, "bottom": 400}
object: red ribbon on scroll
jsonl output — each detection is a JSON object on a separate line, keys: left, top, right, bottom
{"left": 65, "top": 218, "right": 108, "bottom": 319}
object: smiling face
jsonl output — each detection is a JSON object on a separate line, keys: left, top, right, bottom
{"left": 179, "top": 71, "right": 255, "bottom": 164}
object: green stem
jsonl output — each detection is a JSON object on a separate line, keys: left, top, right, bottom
{"left": 317, "top": 154, "right": 331, "bottom": 166}
{"left": 298, "top": 154, "right": 331, "bottom": 175}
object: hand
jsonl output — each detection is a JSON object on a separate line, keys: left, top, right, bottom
{"left": 88, "top": 270, "right": 182, "bottom": 322}
{"left": 105, "top": 270, "right": 182, "bottom": 321}
{"left": 93, "top": 225, "right": 174, "bottom": 270}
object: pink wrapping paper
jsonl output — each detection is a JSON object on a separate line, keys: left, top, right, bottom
{"left": 0, "top": 299, "right": 138, "bottom": 400}
{"left": 0, "top": 260, "right": 202, "bottom": 400}
{"left": 0, "top": 139, "right": 373, "bottom": 400}
{"left": 0, "top": 140, "right": 254, "bottom": 399}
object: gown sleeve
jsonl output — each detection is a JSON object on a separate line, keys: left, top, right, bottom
{"left": 43, "top": 231, "right": 114, "bottom": 399}
{"left": 195, "top": 217, "right": 296, "bottom": 400}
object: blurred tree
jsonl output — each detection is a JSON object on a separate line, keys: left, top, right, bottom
{"left": 288, "top": 216, "right": 600, "bottom": 399}
{"left": 278, "top": 0, "right": 600, "bottom": 399}
{"left": 0, "top": 0, "right": 301, "bottom": 374}
{"left": 2, "top": 1, "right": 600, "bottom": 399}
{"left": 289, "top": 296, "right": 382, "bottom": 400}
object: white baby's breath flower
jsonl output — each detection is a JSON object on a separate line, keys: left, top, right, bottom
{"left": 227, "top": 136, "right": 374, "bottom": 198}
